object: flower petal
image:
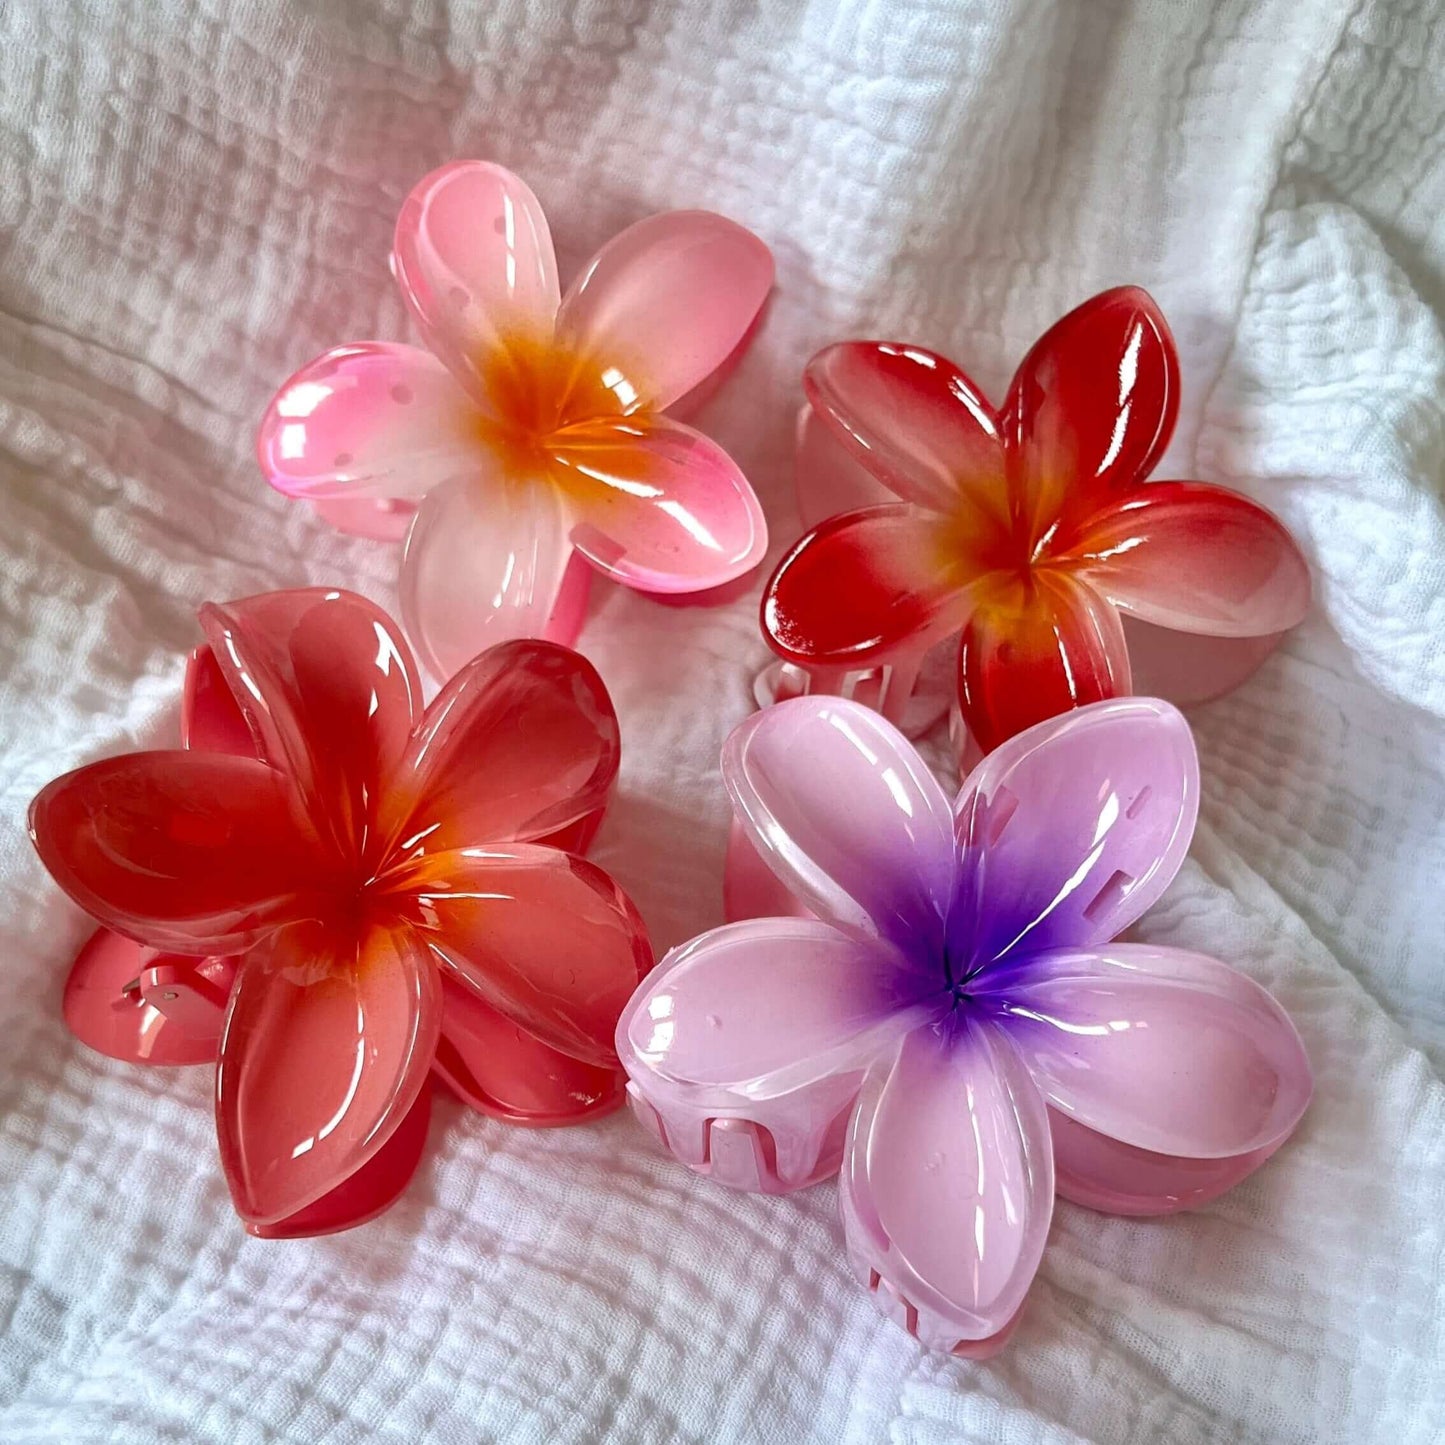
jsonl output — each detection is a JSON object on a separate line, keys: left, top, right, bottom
{"left": 434, "top": 975, "right": 624, "bottom": 1125}
{"left": 762, "top": 505, "right": 978, "bottom": 666}
{"left": 556, "top": 210, "right": 773, "bottom": 413}
{"left": 803, "top": 342, "right": 1009, "bottom": 524}
{"left": 1120, "top": 617, "right": 1285, "bottom": 707}
{"left": 391, "top": 161, "right": 559, "bottom": 401}
{"left": 986, "top": 944, "right": 1312, "bottom": 1159}
{"left": 951, "top": 697, "right": 1198, "bottom": 967}
{"left": 795, "top": 402, "right": 893, "bottom": 529}
{"left": 256, "top": 343, "right": 477, "bottom": 501}
{"left": 722, "top": 696, "right": 956, "bottom": 954}
{"left": 1047, "top": 1108, "right": 1283, "bottom": 1217}
{"left": 551, "top": 414, "right": 767, "bottom": 592}
{"left": 383, "top": 639, "right": 619, "bottom": 855}
{"left": 181, "top": 646, "right": 254, "bottom": 757}
{"left": 840, "top": 1019, "right": 1054, "bottom": 1349}
{"left": 1003, "top": 286, "right": 1180, "bottom": 539}
{"left": 310, "top": 496, "right": 416, "bottom": 542}
{"left": 215, "top": 919, "right": 441, "bottom": 1225}
{"left": 199, "top": 589, "right": 423, "bottom": 868}
{"left": 618, "top": 918, "right": 929, "bottom": 1187}
{"left": 398, "top": 474, "right": 583, "bottom": 680}
{"left": 392, "top": 844, "right": 650, "bottom": 1068}
{"left": 248, "top": 1083, "right": 433, "bottom": 1239}
{"left": 957, "top": 570, "right": 1131, "bottom": 753}
{"left": 30, "top": 752, "right": 320, "bottom": 954}
{"left": 1067, "top": 482, "right": 1311, "bottom": 637}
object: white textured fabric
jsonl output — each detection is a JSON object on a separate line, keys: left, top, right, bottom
{"left": 2, "top": 1, "right": 1443, "bottom": 1440}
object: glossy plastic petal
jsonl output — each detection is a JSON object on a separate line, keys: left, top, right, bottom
{"left": 391, "top": 161, "right": 559, "bottom": 403}
{"left": 1048, "top": 1108, "right": 1283, "bottom": 1217}
{"left": 840, "top": 1019, "right": 1054, "bottom": 1350}
{"left": 722, "top": 815, "right": 816, "bottom": 923}
{"left": 763, "top": 506, "right": 979, "bottom": 666}
{"left": 803, "top": 342, "right": 1008, "bottom": 524}
{"left": 311, "top": 495, "right": 416, "bottom": 542}
{"left": 434, "top": 975, "right": 624, "bottom": 1125}
{"left": 988, "top": 945, "right": 1312, "bottom": 1159}
{"left": 398, "top": 474, "right": 579, "bottom": 680}
{"left": 216, "top": 918, "right": 440, "bottom": 1225}
{"left": 552, "top": 414, "right": 768, "bottom": 593}
{"left": 951, "top": 697, "right": 1198, "bottom": 967}
{"left": 182, "top": 646, "right": 254, "bottom": 757}
{"left": 722, "top": 696, "right": 955, "bottom": 952}
{"left": 1003, "top": 286, "right": 1179, "bottom": 538}
{"left": 30, "top": 751, "right": 320, "bottom": 954}
{"left": 794, "top": 402, "right": 892, "bottom": 529}
{"left": 393, "top": 844, "right": 650, "bottom": 1068}
{"left": 556, "top": 210, "right": 773, "bottom": 413}
{"left": 957, "top": 571, "right": 1131, "bottom": 754}
{"left": 248, "top": 1083, "right": 433, "bottom": 1239}
{"left": 619, "top": 919, "right": 929, "bottom": 1188}
{"left": 1068, "top": 482, "right": 1311, "bottom": 637}
{"left": 200, "top": 589, "right": 422, "bottom": 868}
{"left": 383, "top": 639, "right": 619, "bottom": 857}
{"left": 256, "top": 343, "right": 476, "bottom": 501}
{"left": 1121, "top": 616, "right": 1285, "bottom": 707}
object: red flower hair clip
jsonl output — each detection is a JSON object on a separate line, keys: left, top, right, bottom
{"left": 30, "top": 589, "right": 652, "bottom": 1237}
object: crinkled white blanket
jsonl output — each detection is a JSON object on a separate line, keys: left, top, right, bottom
{"left": 2, "top": 1, "right": 1443, "bottom": 1440}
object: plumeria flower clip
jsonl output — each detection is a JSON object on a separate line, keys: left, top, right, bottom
{"left": 760, "top": 287, "right": 1311, "bottom": 755}
{"left": 30, "top": 588, "right": 653, "bottom": 1238}
{"left": 618, "top": 694, "right": 1311, "bottom": 1356}
{"left": 258, "top": 161, "right": 774, "bottom": 680}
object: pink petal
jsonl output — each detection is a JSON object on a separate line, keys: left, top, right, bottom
{"left": 248, "top": 1082, "right": 433, "bottom": 1238}
{"left": 391, "top": 161, "right": 560, "bottom": 402}
{"left": 310, "top": 496, "right": 416, "bottom": 542}
{"left": 952, "top": 697, "right": 1197, "bottom": 966}
{"left": 1048, "top": 1109, "right": 1283, "bottom": 1217}
{"left": 556, "top": 210, "right": 773, "bottom": 413}
{"left": 382, "top": 639, "right": 619, "bottom": 854}
{"left": 30, "top": 751, "right": 321, "bottom": 955}
{"left": 434, "top": 975, "right": 624, "bottom": 1125}
{"left": 216, "top": 919, "right": 441, "bottom": 1225}
{"left": 723, "top": 696, "right": 956, "bottom": 953}
{"left": 1067, "top": 481, "right": 1311, "bottom": 637}
{"left": 181, "top": 646, "right": 254, "bottom": 757}
{"left": 398, "top": 475, "right": 583, "bottom": 681}
{"left": 256, "top": 343, "right": 477, "bottom": 500}
{"left": 199, "top": 589, "right": 423, "bottom": 869}
{"left": 722, "top": 815, "right": 816, "bottom": 923}
{"left": 988, "top": 944, "right": 1312, "bottom": 1159}
{"left": 618, "top": 918, "right": 929, "bottom": 1188}
{"left": 551, "top": 414, "right": 767, "bottom": 593}
{"left": 840, "top": 1020, "right": 1054, "bottom": 1349}
{"left": 794, "top": 402, "right": 893, "bottom": 529}
{"left": 1120, "top": 616, "right": 1285, "bottom": 707}
{"left": 803, "top": 342, "right": 1009, "bottom": 523}
{"left": 390, "top": 844, "right": 651, "bottom": 1068}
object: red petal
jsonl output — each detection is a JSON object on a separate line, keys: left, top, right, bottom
{"left": 1066, "top": 481, "right": 1311, "bottom": 637}
{"left": 1003, "top": 286, "right": 1180, "bottom": 541}
{"left": 30, "top": 751, "right": 321, "bottom": 954}
{"left": 803, "top": 342, "right": 1009, "bottom": 525}
{"left": 216, "top": 919, "right": 440, "bottom": 1225}
{"left": 434, "top": 976, "right": 624, "bottom": 1125}
{"left": 181, "top": 646, "right": 255, "bottom": 757}
{"left": 762, "top": 505, "right": 978, "bottom": 666}
{"left": 382, "top": 639, "right": 619, "bottom": 855}
{"left": 958, "top": 572, "right": 1131, "bottom": 753}
{"left": 200, "top": 589, "right": 423, "bottom": 869}
{"left": 390, "top": 844, "right": 651, "bottom": 1068}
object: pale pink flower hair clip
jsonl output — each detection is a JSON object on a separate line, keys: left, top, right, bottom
{"left": 258, "top": 161, "right": 773, "bottom": 678}
{"left": 618, "top": 693, "right": 1312, "bottom": 1356}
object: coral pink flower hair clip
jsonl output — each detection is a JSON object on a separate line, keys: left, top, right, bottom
{"left": 762, "top": 288, "right": 1312, "bottom": 754}
{"left": 618, "top": 694, "right": 1311, "bottom": 1356}
{"left": 258, "top": 161, "right": 773, "bottom": 680}
{"left": 30, "top": 588, "right": 652, "bottom": 1237}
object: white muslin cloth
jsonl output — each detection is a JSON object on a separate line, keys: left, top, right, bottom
{"left": 0, "top": 0, "right": 1442, "bottom": 1440}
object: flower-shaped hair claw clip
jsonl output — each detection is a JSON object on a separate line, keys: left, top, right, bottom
{"left": 619, "top": 695, "right": 1311, "bottom": 1355}
{"left": 30, "top": 588, "right": 652, "bottom": 1237}
{"left": 259, "top": 161, "right": 773, "bottom": 679}
{"left": 760, "top": 288, "right": 1311, "bottom": 754}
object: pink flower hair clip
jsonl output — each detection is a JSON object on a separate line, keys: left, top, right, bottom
{"left": 259, "top": 161, "right": 774, "bottom": 679}
{"left": 30, "top": 588, "right": 653, "bottom": 1237}
{"left": 758, "top": 287, "right": 1312, "bottom": 755}
{"left": 618, "top": 694, "right": 1311, "bottom": 1356}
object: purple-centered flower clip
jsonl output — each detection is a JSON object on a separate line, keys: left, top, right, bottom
{"left": 617, "top": 695, "right": 1312, "bottom": 1357}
